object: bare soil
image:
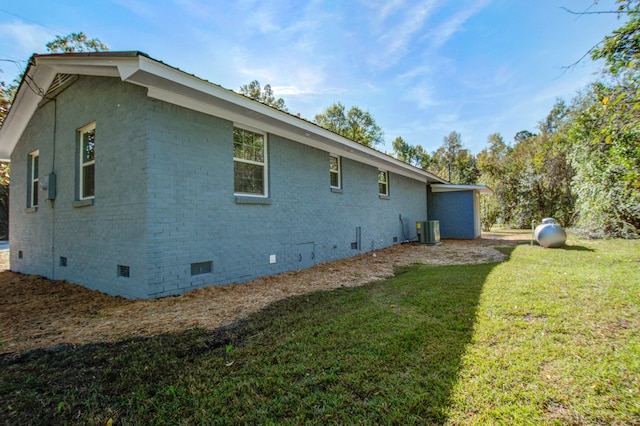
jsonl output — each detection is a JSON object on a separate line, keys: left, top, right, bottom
{"left": 0, "top": 232, "right": 530, "bottom": 356}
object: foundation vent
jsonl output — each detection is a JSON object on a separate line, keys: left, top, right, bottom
{"left": 117, "top": 265, "right": 130, "bottom": 278}
{"left": 191, "top": 261, "right": 212, "bottom": 276}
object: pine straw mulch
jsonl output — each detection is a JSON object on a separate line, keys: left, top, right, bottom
{"left": 0, "top": 233, "right": 530, "bottom": 357}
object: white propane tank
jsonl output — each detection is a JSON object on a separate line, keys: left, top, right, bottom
{"left": 534, "top": 218, "right": 567, "bottom": 248}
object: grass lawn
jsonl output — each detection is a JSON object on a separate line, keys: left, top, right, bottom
{"left": 1, "top": 237, "right": 638, "bottom": 424}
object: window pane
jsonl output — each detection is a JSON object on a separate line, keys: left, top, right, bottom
{"left": 82, "top": 164, "right": 95, "bottom": 198}
{"left": 252, "top": 135, "right": 264, "bottom": 163}
{"left": 82, "top": 129, "right": 95, "bottom": 163}
{"left": 32, "top": 181, "right": 38, "bottom": 206}
{"left": 378, "top": 171, "right": 388, "bottom": 195}
{"left": 330, "top": 171, "right": 339, "bottom": 188}
{"left": 33, "top": 155, "right": 39, "bottom": 179}
{"left": 233, "top": 128, "right": 264, "bottom": 162}
{"left": 234, "top": 161, "right": 264, "bottom": 194}
{"left": 329, "top": 156, "right": 338, "bottom": 172}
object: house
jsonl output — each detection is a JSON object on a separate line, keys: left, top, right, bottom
{"left": 0, "top": 51, "right": 489, "bottom": 299}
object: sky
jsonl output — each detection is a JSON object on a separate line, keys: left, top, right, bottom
{"left": 0, "top": 0, "right": 626, "bottom": 155}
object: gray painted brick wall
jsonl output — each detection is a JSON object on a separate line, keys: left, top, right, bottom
{"left": 10, "top": 76, "right": 150, "bottom": 297}
{"left": 10, "top": 76, "right": 428, "bottom": 299}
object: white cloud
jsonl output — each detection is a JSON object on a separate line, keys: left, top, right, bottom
{"left": 380, "top": 1, "right": 435, "bottom": 58}
{"left": 0, "top": 21, "right": 52, "bottom": 55}
{"left": 426, "top": 0, "right": 491, "bottom": 51}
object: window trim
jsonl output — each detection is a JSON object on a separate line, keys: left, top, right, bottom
{"left": 233, "top": 124, "right": 269, "bottom": 197}
{"left": 378, "top": 170, "right": 389, "bottom": 197}
{"left": 28, "top": 150, "right": 39, "bottom": 208}
{"left": 330, "top": 154, "right": 341, "bottom": 190}
{"left": 78, "top": 122, "right": 96, "bottom": 201}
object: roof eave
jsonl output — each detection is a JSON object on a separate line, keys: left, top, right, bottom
{"left": 431, "top": 183, "right": 493, "bottom": 194}
{"left": 0, "top": 52, "right": 448, "bottom": 184}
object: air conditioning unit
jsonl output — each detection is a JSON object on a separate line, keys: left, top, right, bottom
{"left": 417, "top": 220, "right": 441, "bottom": 245}
{"left": 425, "top": 220, "right": 441, "bottom": 245}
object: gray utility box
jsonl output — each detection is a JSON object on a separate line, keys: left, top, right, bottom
{"left": 417, "top": 220, "right": 441, "bottom": 245}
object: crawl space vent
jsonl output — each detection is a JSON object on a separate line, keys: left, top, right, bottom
{"left": 191, "top": 261, "right": 213, "bottom": 276}
{"left": 117, "top": 265, "right": 130, "bottom": 278}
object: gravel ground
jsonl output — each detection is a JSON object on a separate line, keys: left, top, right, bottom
{"left": 0, "top": 232, "right": 530, "bottom": 356}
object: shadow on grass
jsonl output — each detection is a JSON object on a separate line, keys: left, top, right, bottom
{"left": 0, "top": 249, "right": 515, "bottom": 425}
{"left": 561, "top": 244, "right": 595, "bottom": 252}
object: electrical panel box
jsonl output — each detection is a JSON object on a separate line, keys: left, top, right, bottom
{"left": 41, "top": 172, "right": 56, "bottom": 200}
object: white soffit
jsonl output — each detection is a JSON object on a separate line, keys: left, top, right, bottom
{"left": 0, "top": 52, "right": 448, "bottom": 184}
{"left": 431, "top": 184, "right": 492, "bottom": 194}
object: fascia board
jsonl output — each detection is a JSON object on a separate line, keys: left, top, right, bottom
{"left": 431, "top": 183, "right": 492, "bottom": 194}
{"left": 0, "top": 64, "right": 57, "bottom": 160}
{"left": 0, "top": 56, "right": 127, "bottom": 160}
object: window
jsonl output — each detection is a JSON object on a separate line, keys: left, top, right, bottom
{"left": 378, "top": 170, "right": 389, "bottom": 196}
{"left": 233, "top": 126, "right": 267, "bottom": 196}
{"left": 79, "top": 123, "right": 96, "bottom": 200}
{"left": 330, "top": 154, "right": 341, "bottom": 189}
{"left": 28, "top": 150, "right": 39, "bottom": 207}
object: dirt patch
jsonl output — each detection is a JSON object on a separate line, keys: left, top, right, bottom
{"left": 0, "top": 234, "right": 528, "bottom": 356}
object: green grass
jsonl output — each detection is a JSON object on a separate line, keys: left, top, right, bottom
{"left": 1, "top": 238, "right": 638, "bottom": 425}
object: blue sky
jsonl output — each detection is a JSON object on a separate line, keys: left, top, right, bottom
{"left": 0, "top": 0, "right": 624, "bottom": 154}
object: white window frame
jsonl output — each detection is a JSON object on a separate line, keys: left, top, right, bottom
{"left": 330, "top": 154, "right": 341, "bottom": 189}
{"left": 233, "top": 125, "right": 268, "bottom": 197}
{"left": 79, "top": 122, "right": 96, "bottom": 200}
{"left": 378, "top": 170, "right": 389, "bottom": 196}
{"left": 29, "top": 150, "right": 39, "bottom": 208}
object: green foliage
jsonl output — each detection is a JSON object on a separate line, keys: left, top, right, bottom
{"left": 591, "top": 1, "right": 640, "bottom": 76}
{"left": 0, "top": 81, "right": 17, "bottom": 128}
{"left": 314, "top": 102, "right": 384, "bottom": 147}
{"left": 476, "top": 102, "right": 575, "bottom": 229}
{"left": 45, "top": 32, "right": 109, "bottom": 53}
{"left": 477, "top": 133, "right": 509, "bottom": 230}
{"left": 567, "top": 83, "right": 640, "bottom": 237}
{"left": 238, "top": 80, "right": 289, "bottom": 112}
{"left": 474, "top": 3, "right": 640, "bottom": 237}
{"left": 429, "top": 131, "right": 478, "bottom": 184}
{"left": 391, "top": 136, "right": 430, "bottom": 168}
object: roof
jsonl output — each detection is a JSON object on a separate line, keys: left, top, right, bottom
{"left": 0, "top": 51, "right": 451, "bottom": 184}
{"left": 431, "top": 183, "right": 493, "bottom": 194}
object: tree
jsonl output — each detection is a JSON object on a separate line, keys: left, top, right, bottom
{"left": 567, "top": 1, "right": 640, "bottom": 237}
{"left": 392, "top": 136, "right": 428, "bottom": 167}
{"left": 314, "top": 102, "right": 384, "bottom": 147}
{"left": 238, "top": 80, "right": 288, "bottom": 112}
{"left": 0, "top": 80, "right": 16, "bottom": 128}
{"left": 45, "top": 32, "right": 109, "bottom": 53}
{"left": 568, "top": 83, "right": 639, "bottom": 237}
{"left": 428, "top": 131, "right": 478, "bottom": 184}
{"left": 591, "top": 1, "right": 640, "bottom": 76}
{"left": 476, "top": 133, "right": 509, "bottom": 230}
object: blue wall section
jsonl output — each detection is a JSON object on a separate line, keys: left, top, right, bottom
{"left": 428, "top": 189, "right": 476, "bottom": 239}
